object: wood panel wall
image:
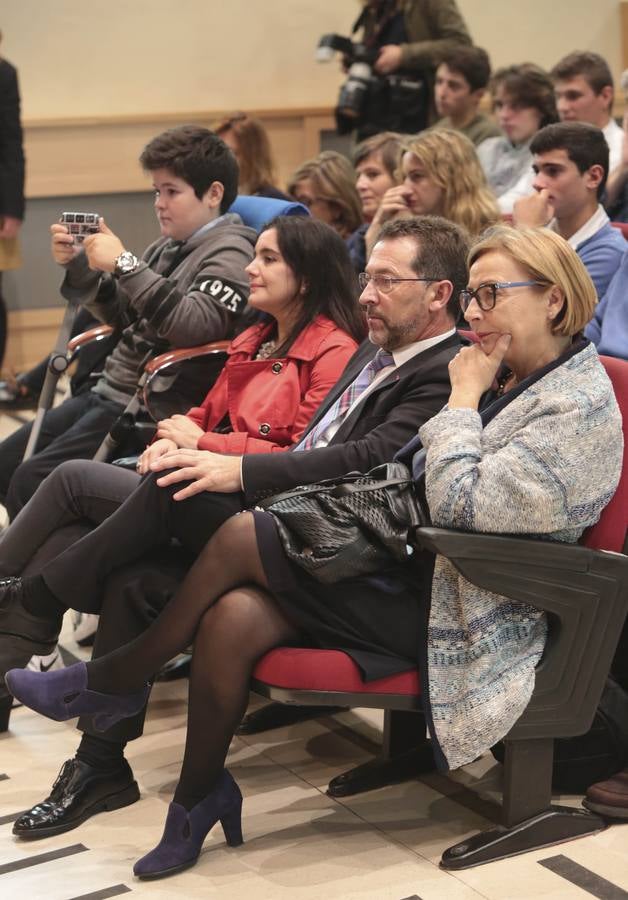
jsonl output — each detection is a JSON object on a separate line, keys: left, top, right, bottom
{"left": 24, "top": 108, "right": 336, "bottom": 200}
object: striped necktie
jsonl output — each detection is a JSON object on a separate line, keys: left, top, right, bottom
{"left": 295, "top": 349, "right": 395, "bottom": 451}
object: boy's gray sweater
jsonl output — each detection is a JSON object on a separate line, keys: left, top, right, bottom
{"left": 60, "top": 213, "right": 256, "bottom": 406}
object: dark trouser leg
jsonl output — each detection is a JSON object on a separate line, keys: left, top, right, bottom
{"left": 41, "top": 471, "right": 244, "bottom": 613}
{"left": 77, "top": 545, "right": 192, "bottom": 744}
{"left": 0, "top": 460, "right": 140, "bottom": 577}
{"left": 0, "top": 524, "right": 91, "bottom": 720}
{"left": 0, "top": 392, "right": 124, "bottom": 519}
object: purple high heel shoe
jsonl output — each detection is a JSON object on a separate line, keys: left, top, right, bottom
{"left": 133, "top": 769, "right": 243, "bottom": 880}
{"left": 5, "top": 661, "right": 149, "bottom": 731}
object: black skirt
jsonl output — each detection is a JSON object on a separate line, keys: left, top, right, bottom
{"left": 253, "top": 510, "right": 433, "bottom": 681}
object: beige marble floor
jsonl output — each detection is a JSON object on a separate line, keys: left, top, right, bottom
{"left": 1, "top": 407, "right": 628, "bottom": 899}
{"left": 2, "top": 644, "right": 628, "bottom": 900}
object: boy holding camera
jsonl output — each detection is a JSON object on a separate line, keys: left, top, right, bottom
{"left": 0, "top": 125, "right": 256, "bottom": 520}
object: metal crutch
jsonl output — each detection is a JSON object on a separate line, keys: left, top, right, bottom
{"left": 22, "top": 298, "right": 80, "bottom": 461}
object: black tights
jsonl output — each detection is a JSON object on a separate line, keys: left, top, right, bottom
{"left": 87, "top": 512, "right": 299, "bottom": 810}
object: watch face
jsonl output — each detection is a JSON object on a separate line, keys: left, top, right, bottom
{"left": 116, "top": 252, "right": 138, "bottom": 274}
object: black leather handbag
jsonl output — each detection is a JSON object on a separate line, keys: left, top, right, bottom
{"left": 258, "top": 462, "right": 428, "bottom": 584}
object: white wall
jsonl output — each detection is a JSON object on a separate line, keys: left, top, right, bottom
{"left": 460, "top": 0, "right": 622, "bottom": 73}
{"left": 1, "top": 0, "right": 624, "bottom": 121}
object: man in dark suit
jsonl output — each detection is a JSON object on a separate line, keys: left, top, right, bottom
{"left": 7, "top": 215, "right": 469, "bottom": 839}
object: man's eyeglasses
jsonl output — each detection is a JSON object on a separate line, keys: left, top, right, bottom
{"left": 459, "top": 281, "right": 550, "bottom": 312}
{"left": 358, "top": 272, "right": 437, "bottom": 294}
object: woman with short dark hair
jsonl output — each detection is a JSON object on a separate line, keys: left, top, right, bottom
{"left": 347, "top": 131, "right": 405, "bottom": 271}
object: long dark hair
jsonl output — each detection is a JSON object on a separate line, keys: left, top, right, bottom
{"left": 260, "top": 215, "right": 365, "bottom": 356}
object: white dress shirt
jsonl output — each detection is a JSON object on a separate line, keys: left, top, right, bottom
{"left": 603, "top": 118, "right": 625, "bottom": 174}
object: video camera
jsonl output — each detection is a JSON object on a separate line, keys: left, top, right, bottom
{"left": 316, "top": 33, "right": 427, "bottom": 137}
{"left": 316, "top": 34, "right": 379, "bottom": 129}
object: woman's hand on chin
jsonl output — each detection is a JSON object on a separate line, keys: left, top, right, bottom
{"left": 447, "top": 334, "right": 512, "bottom": 409}
{"left": 150, "top": 448, "right": 243, "bottom": 498}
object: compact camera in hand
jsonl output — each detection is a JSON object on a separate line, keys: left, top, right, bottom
{"left": 59, "top": 211, "right": 100, "bottom": 243}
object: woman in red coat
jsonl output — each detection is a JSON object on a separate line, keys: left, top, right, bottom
{"left": 138, "top": 213, "right": 364, "bottom": 469}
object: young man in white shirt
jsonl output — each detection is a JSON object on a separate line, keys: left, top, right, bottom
{"left": 551, "top": 51, "right": 624, "bottom": 172}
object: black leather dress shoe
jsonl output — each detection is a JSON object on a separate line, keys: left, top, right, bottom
{"left": 12, "top": 757, "right": 140, "bottom": 839}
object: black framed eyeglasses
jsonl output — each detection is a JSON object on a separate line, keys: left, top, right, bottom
{"left": 358, "top": 272, "right": 437, "bottom": 294}
{"left": 459, "top": 281, "right": 550, "bottom": 312}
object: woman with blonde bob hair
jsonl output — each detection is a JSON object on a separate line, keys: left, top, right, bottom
{"left": 367, "top": 128, "right": 500, "bottom": 251}
{"left": 287, "top": 150, "right": 363, "bottom": 239}
{"left": 8, "top": 226, "right": 623, "bottom": 881}
{"left": 468, "top": 225, "right": 598, "bottom": 339}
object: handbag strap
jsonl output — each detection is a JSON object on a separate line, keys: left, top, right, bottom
{"left": 257, "top": 472, "right": 412, "bottom": 509}
{"left": 331, "top": 476, "right": 411, "bottom": 496}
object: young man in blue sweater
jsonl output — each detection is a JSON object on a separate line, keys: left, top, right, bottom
{"left": 585, "top": 248, "right": 628, "bottom": 359}
{"left": 513, "top": 121, "right": 625, "bottom": 298}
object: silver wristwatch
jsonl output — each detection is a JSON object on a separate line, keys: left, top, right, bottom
{"left": 113, "top": 250, "right": 139, "bottom": 277}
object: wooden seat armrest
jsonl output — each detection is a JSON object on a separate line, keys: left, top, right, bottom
{"left": 414, "top": 526, "right": 628, "bottom": 738}
{"left": 67, "top": 325, "right": 115, "bottom": 354}
{"left": 143, "top": 341, "right": 230, "bottom": 378}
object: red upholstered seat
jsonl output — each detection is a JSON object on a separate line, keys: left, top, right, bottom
{"left": 582, "top": 356, "right": 628, "bottom": 553}
{"left": 252, "top": 648, "right": 419, "bottom": 695}
{"left": 611, "top": 221, "right": 628, "bottom": 240}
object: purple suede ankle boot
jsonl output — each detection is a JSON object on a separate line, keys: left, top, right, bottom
{"left": 5, "top": 661, "right": 149, "bottom": 731}
{"left": 133, "top": 769, "right": 243, "bottom": 880}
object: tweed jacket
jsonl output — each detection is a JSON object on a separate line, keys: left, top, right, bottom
{"left": 418, "top": 341, "right": 623, "bottom": 770}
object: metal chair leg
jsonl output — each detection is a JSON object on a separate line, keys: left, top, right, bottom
{"left": 441, "top": 738, "right": 606, "bottom": 870}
